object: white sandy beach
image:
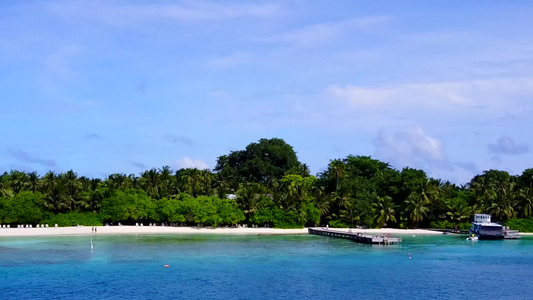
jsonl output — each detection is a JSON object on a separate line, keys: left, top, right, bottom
{"left": 0, "top": 226, "right": 531, "bottom": 238}
{"left": 0, "top": 225, "right": 470, "bottom": 237}
{"left": 0, "top": 226, "right": 308, "bottom": 237}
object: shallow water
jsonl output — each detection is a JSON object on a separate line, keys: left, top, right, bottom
{"left": 1, "top": 234, "right": 532, "bottom": 300}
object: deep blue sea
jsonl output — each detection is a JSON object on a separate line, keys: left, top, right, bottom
{"left": 1, "top": 233, "right": 532, "bottom": 300}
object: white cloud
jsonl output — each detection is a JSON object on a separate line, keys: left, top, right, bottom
{"left": 85, "top": 133, "right": 103, "bottom": 140}
{"left": 328, "top": 84, "right": 392, "bottom": 109}
{"left": 209, "top": 52, "right": 254, "bottom": 68}
{"left": 488, "top": 136, "right": 529, "bottom": 155}
{"left": 373, "top": 125, "right": 448, "bottom": 171}
{"left": 175, "top": 157, "right": 209, "bottom": 170}
{"left": 208, "top": 90, "right": 230, "bottom": 98}
{"left": 48, "top": 1, "right": 282, "bottom": 26}
{"left": 163, "top": 135, "right": 193, "bottom": 146}
{"left": 452, "top": 162, "right": 479, "bottom": 184}
{"left": 8, "top": 148, "right": 56, "bottom": 167}
{"left": 328, "top": 78, "right": 533, "bottom": 113}
{"left": 372, "top": 126, "right": 484, "bottom": 183}
{"left": 259, "top": 16, "right": 391, "bottom": 47}
{"left": 131, "top": 161, "right": 147, "bottom": 169}
{"left": 45, "top": 44, "right": 83, "bottom": 81}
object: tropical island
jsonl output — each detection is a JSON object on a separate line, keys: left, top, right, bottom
{"left": 1, "top": 138, "right": 532, "bottom": 233}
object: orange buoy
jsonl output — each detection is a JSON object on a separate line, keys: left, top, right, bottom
{"left": 164, "top": 265, "right": 170, "bottom": 268}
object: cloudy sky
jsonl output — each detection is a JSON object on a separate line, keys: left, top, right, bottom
{"left": 1, "top": 0, "right": 532, "bottom": 183}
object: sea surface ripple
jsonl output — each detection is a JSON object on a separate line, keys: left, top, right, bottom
{"left": 1, "top": 234, "right": 532, "bottom": 299}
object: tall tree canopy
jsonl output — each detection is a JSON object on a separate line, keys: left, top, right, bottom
{"left": 214, "top": 138, "right": 302, "bottom": 186}
{"left": 2, "top": 137, "right": 533, "bottom": 230}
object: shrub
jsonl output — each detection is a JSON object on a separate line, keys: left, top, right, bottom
{"left": 505, "top": 218, "right": 533, "bottom": 233}
{"left": 429, "top": 220, "right": 470, "bottom": 230}
{"left": 329, "top": 219, "right": 350, "bottom": 228}
{"left": 1, "top": 192, "right": 45, "bottom": 224}
{"left": 41, "top": 212, "right": 103, "bottom": 227}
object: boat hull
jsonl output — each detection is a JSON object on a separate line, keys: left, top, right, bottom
{"left": 477, "top": 235, "right": 504, "bottom": 240}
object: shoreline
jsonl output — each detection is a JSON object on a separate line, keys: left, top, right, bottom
{"left": 0, "top": 226, "right": 308, "bottom": 237}
{"left": 1, "top": 226, "right": 531, "bottom": 238}
{"left": 0, "top": 226, "right": 458, "bottom": 238}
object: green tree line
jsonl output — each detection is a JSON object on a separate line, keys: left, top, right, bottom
{"left": 1, "top": 138, "right": 533, "bottom": 230}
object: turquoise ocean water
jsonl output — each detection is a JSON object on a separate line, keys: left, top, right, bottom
{"left": 1, "top": 233, "right": 533, "bottom": 300}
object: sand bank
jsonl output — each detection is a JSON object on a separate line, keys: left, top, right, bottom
{"left": 0, "top": 226, "right": 447, "bottom": 238}
{"left": 1, "top": 225, "right": 529, "bottom": 238}
{"left": 0, "top": 226, "right": 308, "bottom": 237}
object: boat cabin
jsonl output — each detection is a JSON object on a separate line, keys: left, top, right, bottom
{"left": 473, "top": 214, "right": 492, "bottom": 224}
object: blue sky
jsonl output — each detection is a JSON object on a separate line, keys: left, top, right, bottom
{"left": 1, "top": 0, "right": 533, "bottom": 184}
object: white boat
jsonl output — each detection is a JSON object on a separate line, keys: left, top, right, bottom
{"left": 466, "top": 234, "right": 478, "bottom": 241}
{"left": 502, "top": 226, "right": 521, "bottom": 239}
{"left": 469, "top": 214, "right": 521, "bottom": 240}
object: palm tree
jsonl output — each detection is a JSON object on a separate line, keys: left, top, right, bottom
{"left": 128, "top": 174, "right": 139, "bottom": 189}
{"left": 405, "top": 193, "right": 430, "bottom": 227}
{"left": 87, "top": 189, "right": 104, "bottom": 213}
{"left": 372, "top": 196, "right": 396, "bottom": 227}
{"left": 414, "top": 180, "right": 440, "bottom": 205}
{"left": 200, "top": 170, "right": 213, "bottom": 196}
{"left": 213, "top": 175, "right": 231, "bottom": 199}
{"left": 487, "top": 178, "right": 516, "bottom": 221}
{"left": 236, "top": 183, "right": 266, "bottom": 216}
{"left": 0, "top": 187, "right": 13, "bottom": 198}
{"left": 312, "top": 187, "right": 331, "bottom": 216}
{"left": 517, "top": 187, "right": 533, "bottom": 218}
{"left": 159, "top": 166, "right": 173, "bottom": 198}
{"left": 9, "top": 170, "right": 28, "bottom": 195}
{"left": 89, "top": 178, "right": 102, "bottom": 192}
{"left": 41, "top": 172, "right": 68, "bottom": 213}
{"left": 329, "top": 160, "right": 345, "bottom": 192}
{"left": 186, "top": 169, "right": 203, "bottom": 197}
{"left": 470, "top": 176, "right": 495, "bottom": 211}
{"left": 140, "top": 168, "right": 161, "bottom": 199}
{"left": 490, "top": 202, "right": 516, "bottom": 221}
{"left": 445, "top": 198, "right": 472, "bottom": 223}
{"left": 287, "top": 180, "right": 308, "bottom": 209}
{"left": 301, "top": 163, "right": 310, "bottom": 177}
{"left": 78, "top": 176, "right": 92, "bottom": 192}
{"left": 105, "top": 173, "right": 129, "bottom": 190}
{"left": 62, "top": 170, "right": 88, "bottom": 211}
{"left": 27, "top": 172, "right": 39, "bottom": 193}
{"left": 340, "top": 201, "right": 359, "bottom": 227}
{"left": 0, "top": 172, "right": 14, "bottom": 198}
{"left": 274, "top": 191, "right": 291, "bottom": 211}
{"left": 43, "top": 187, "right": 69, "bottom": 213}
{"left": 41, "top": 171, "right": 57, "bottom": 195}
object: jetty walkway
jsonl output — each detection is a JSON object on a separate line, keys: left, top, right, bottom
{"left": 308, "top": 227, "right": 402, "bottom": 245}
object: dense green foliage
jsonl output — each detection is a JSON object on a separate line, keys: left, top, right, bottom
{"left": 1, "top": 138, "right": 533, "bottom": 230}
{"left": 505, "top": 218, "right": 533, "bottom": 233}
{"left": 429, "top": 221, "right": 471, "bottom": 231}
{"left": 41, "top": 212, "right": 103, "bottom": 227}
{"left": 215, "top": 138, "right": 305, "bottom": 187}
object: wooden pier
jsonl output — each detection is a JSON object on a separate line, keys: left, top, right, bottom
{"left": 308, "top": 227, "right": 402, "bottom": 245}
